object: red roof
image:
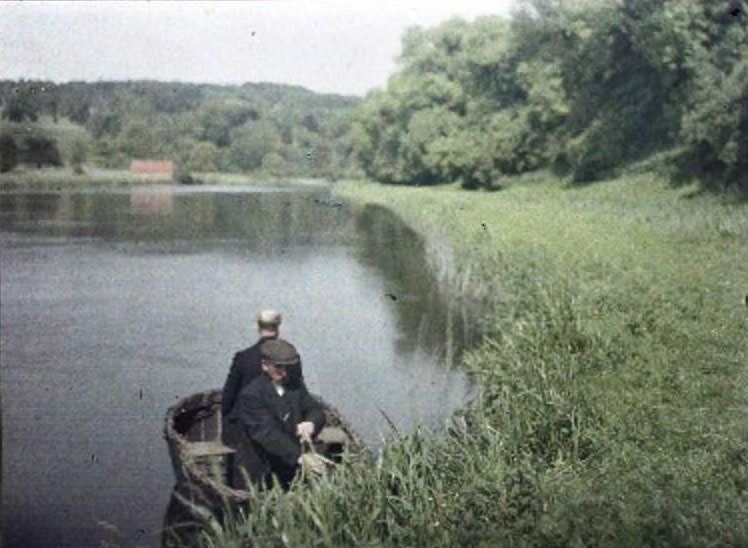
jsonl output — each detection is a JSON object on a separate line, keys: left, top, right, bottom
{"left": 131, "top": 160, "right": 174, "bottom": 173}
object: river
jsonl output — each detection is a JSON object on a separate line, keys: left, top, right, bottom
{"left": 0, "top": 183, "right": 476, "bottom": 547}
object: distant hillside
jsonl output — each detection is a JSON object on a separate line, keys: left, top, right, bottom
{"left": 0, "top": 80, "right": 361, "bottom": 179}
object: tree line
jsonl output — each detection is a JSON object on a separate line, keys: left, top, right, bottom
{"left": 353, "top": 0, "right": 748, "bottom": 192}
{"left": 1, "top": 0, "right": 746, "bottom": 193}
{"left": 0, "top": 80, "right": 360, "bottom": 179}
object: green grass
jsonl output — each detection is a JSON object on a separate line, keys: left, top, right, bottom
{"left": 188, "top": 171, "right": 747, "bottom": 546}
{"left": 0, "top": 165, "right": 137, "bottom": 190}
{"left": 0, "top": 166, "right": 332, "bottom": 191}
{"left": 196, "top": 172, "right": 330, "bottom": 188}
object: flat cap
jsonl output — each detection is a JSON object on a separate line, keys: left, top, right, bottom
{"left": 259, "top": 339, "right": 300, "bottom": 366}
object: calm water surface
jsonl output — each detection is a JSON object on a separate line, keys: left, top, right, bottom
{"left": 0, "top": 184, "right": 476, "bottom": 547}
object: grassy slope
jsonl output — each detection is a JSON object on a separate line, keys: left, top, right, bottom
{"left": 200, "top": 171, "right": 748, "bottom": 546}
{"left": 333, "top": 173, "right": 748, "bottom": 543}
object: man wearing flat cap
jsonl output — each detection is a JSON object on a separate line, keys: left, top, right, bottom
{"left": 221, "top": 309, "right": 305, "bottom": 486}
{"left": 236, "top": 339, "right": 325, "bottom": 489}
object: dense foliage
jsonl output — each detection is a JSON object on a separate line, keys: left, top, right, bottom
{"left": 0, "top": 80, "right": 360, "bottom": 179}
{"left": 353, "top": 0, "right": 748, "bottom": 192}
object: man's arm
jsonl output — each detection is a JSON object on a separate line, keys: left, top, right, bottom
{"left": 298, "top": 388, "right": 326, "bottom": 437}
{"left": 221, "top": 354, "right": 242, "bottom": 416}
{"left": 240, "top": 386, "right": 301, "bottom": 468}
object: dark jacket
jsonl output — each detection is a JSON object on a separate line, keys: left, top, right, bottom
{"left": 238, "top": 374, "right": 325, "bottom": 488}
{"left": 221, "top": 336, "right": 304, "bottom": 421}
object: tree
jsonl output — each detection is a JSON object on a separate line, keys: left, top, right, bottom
{"left": 261, "top": 151, "right": 288, "bottom": 175}
{"left": 228, "top": 120, "right": 281, "bottom": 171}
{"left": 64, "top": 97, "right": 91, "bottom": 124}
{"left": 301, "top": 113, "right": 320, "bottom": 132}
{"left": 353, "top": 16, "right": 520, "bottom": 187}
{"left": 186, "top": 141, "right": 221, "bottom": 172}
{"left": 673, "top": 0, "right": 748, "bottom": 191}
{"left": 117, "top": 119, "right": 158, "bottom": 158}
{"left": 679, "top": 56, "right": 748, "bottom": 191}
{"left": 2, "top": 87, "right": 40, "bottom": 122}
{"left": 199, "top": 99, "right": 259, "bottom": 147}
{"left": 23, "top": 137, "right": 62, "bottom": 168}
{"left": 0, "top": 134, "right": 19, "bottom": 172}
{"left": 70, "top": 139, "right": 87, "bottom": 174}
{"left": 88, "top": 109, "right": 122, "bottom": 139}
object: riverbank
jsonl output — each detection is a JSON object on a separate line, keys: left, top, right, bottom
{"left": 0, "top": 166, "right": 330, "bottom": 191}
{"left": 196, "top": 169, "right": 747, "bottom": 546}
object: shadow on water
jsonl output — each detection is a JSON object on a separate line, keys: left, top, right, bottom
{"left": 160, "top": 490, "right": 204, "bottom": 548}
{"left": 352, "top": 204, "right": 479, "bottom": 366}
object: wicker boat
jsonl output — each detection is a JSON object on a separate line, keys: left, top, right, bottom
{"left": 163, "top": 389, "right": 367, "bottom": 510}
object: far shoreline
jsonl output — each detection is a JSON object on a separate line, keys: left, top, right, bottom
{"left": 0, "top": 166, "right": 333, "bottom": 192}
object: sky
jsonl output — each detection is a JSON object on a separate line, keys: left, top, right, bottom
{"left": 0, "top": 1, "right": 518, "bottom": 97}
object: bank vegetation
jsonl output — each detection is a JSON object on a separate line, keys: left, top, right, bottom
{"left": 192, "top": 170, "right": 747, "bottom": 546}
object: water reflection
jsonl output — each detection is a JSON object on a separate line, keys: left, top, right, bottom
{"left": 353, "top": 204, "right": 477, "bottom": 365}
{"left": 0, "top": 186, "right": 352, "bottom": 249}
{"left": 0, "top": 185, "right": 476, "bottom": 548}
{"left": 131, "top": 188, "right": 174, "bottom": 216}
{"left": 161, "top": 491, "right": 202, "bottom": 548}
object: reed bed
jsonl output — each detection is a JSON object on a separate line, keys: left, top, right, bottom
{"left": 193, "top": 172, "right": 747, "bottom": 547}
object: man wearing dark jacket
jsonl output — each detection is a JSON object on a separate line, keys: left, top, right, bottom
{"left": 237, "top": 339, "right": 325, "bottom": 489}
{"left": 221, "top": 309, "right": 304, "bottom": 486}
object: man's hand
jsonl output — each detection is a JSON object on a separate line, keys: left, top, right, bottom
{"left": 296, "top": 421, "right": 315, "bottom": 441}
{"left": 298, "top": 452, "right": 327, "bottom": 476}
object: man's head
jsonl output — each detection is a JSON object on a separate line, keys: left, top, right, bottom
{"left": 257, "top": 309, "right": 281, "bottom": 338}
{"left": 259, "top": 339, "right": 299, "bottom": 383}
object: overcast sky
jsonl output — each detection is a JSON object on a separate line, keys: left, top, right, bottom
{"left": 0, "top": 1, "right": 518, "bottom": 96}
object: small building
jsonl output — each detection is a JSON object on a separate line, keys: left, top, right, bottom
{"left": 131, "top": 159, "right": 174, "bottom": 182}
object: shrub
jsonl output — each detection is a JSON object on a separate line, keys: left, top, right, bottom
{"left": 0, "top": 134, "right": 19, "bottom": 172}
{"left": 22, "top": 136, "right": 62, "bottom": 168}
